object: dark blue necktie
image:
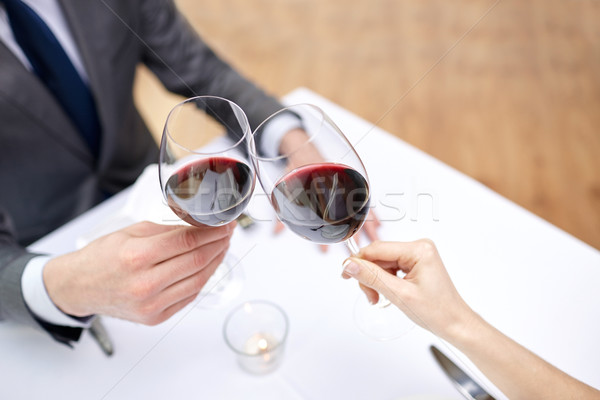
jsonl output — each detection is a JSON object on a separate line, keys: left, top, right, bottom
{"left": 3, "top": 0, "right": 101, "bottom": 158}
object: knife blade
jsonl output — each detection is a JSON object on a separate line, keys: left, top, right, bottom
{"left": 430, "top": 345, "right": 495, "bottom": 400}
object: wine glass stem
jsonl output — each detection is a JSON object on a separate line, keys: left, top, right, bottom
{"left": 345, "top": 237, "right": 360, "bottom": 256}
{"left": 345, "top": 237, "right": 391, "bottom": 308}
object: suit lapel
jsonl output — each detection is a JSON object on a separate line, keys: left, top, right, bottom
{"left": 0, "top": 42, "right": 91, "bottom": 162}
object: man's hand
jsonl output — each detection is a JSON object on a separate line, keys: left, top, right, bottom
{"left": 43, "top": 221, "right": 235, "bottom": 325}
{"left": 279, "top": 128, "right": 323, "bottom": 166}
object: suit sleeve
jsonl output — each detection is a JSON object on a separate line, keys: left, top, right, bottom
{"left": 0, "top": 207, "right": 83, "bottom": 346}
{"left": 137, "top": 0, "right": 283, "bottom": 146}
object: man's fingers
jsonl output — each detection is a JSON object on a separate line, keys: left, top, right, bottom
{"left": 138, "top": 223, "right": 234, "bottom": 264}
{"left": 153, "top": 247, "right": 227, "bottom": 314}
{"left": 148, "top": 293, "right": 198, "bottom": 326}
{"left": 121, "top": 220, "right": 182, "bottom": 237}
{"left": 273, "top": 220, "right": 285, "bottom": 234}
{"left": 151, "top": 236, "right": 231, "bottom": 289}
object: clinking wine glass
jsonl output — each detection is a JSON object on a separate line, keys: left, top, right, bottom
{"left": 158, "top": 96, "right": 253, "bottom": 308}
{"left": 249, "top": 104, "right": 414, "bottom": 340}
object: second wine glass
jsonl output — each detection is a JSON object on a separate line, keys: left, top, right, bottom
{"left": 159, "top": 96, "right": 253, "bottom": 307}
{"left": 249, "top": 104, "right": 414, "bottom": 339}
{"left": 249, "top": 104, "right": 369, "bottom": 251}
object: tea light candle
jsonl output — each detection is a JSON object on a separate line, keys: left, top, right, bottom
{"left": 223, "top": 301, "right": 289, "bottom": 375}
{"left": 239, "top": 332, "right": 281, "bottom": 373}
{"left": 244, "top": 333, "right": 274, "bottom": 354}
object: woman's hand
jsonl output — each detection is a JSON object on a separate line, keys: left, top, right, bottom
{"left": 341, "top": 239, "right": 474, "bottom": 340}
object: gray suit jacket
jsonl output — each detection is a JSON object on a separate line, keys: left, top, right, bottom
{"left": 0, "top": 0, "right": 281, "bottom": 343}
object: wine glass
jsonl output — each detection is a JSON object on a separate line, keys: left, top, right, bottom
{"left": 249, "top": 104, "right": 413, "bottom": 340}
{"left": 159, "top": 96, "right": 253, "bottom": 307}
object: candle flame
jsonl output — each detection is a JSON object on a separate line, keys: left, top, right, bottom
{"left": 257, "top": 338, "right": 268, "bottom": 351}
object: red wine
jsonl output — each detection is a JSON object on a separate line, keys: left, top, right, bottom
{"left": 271, "top": 163, "right": 370, "bottom": 244}
{"left": 165, "top": 157, "right": 253, "bottom": 226}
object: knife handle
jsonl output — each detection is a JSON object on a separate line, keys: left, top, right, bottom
{"left": 89, "top": 316, "right": 114, "bottom": 356}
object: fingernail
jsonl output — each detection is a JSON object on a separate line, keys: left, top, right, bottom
{"left": 366, "top": 293, "right": 375, "bottom": 305}
{"left": 342, "top": 259, "right": 360, "bottom": 276}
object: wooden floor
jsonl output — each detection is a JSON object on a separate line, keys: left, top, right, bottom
{"left": 134, "top": 0, "right": 600, "bottom": 249}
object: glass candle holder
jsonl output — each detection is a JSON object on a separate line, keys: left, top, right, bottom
{"left": 223, "top": 300, "right": 289, "bottom": 374}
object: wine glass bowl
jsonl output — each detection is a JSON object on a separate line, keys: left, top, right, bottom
{"left": 159, "top": 96, "right": 255, "bottom": 227}
{"left": 249, "top": 104, "right": 371, "bottom": 246}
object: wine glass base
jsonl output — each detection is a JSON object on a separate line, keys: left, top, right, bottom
{"left": 353, "top": 294, "right": 415, "bottom": 341}
{"left": 194, "top": 252, "right": 244, "bottom": 309}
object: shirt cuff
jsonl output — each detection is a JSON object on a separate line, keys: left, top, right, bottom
{"left": 259, "top": 113, "right": 303, "bottom": 158}
{"left": 21, "top": 256, "right": 93, "bottom": 328}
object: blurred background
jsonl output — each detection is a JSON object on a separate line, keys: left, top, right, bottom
{"left": 134, "top": 0, "right": 600, "bottom": 249}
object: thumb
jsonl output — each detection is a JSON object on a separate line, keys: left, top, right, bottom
{"left": 342, "top": 257, "right": 403, "bottom": 301}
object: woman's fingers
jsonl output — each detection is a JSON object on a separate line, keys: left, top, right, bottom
{"left": 359, "top": 239, "right": 437, "bottom": 273}
{"left": 342, "top": 257, "right": 404, "bottom": 303}
{"left": 359, "top": 282, "right": 379, "bottom": 304}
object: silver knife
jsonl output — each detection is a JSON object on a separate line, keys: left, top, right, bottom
{"left": 89, "top": 316, "right": 114, "bottom": 356}
{"left": 430, "top": 345, "right": 495, "bottom": 400}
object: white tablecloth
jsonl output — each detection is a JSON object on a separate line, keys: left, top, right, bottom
{"left": 1, "top": 88, "right": 598, "bottom": 400}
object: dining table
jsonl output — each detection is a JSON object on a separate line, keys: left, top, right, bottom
{"left": 2, "top": 87, "right": 599, "bottom": 399}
